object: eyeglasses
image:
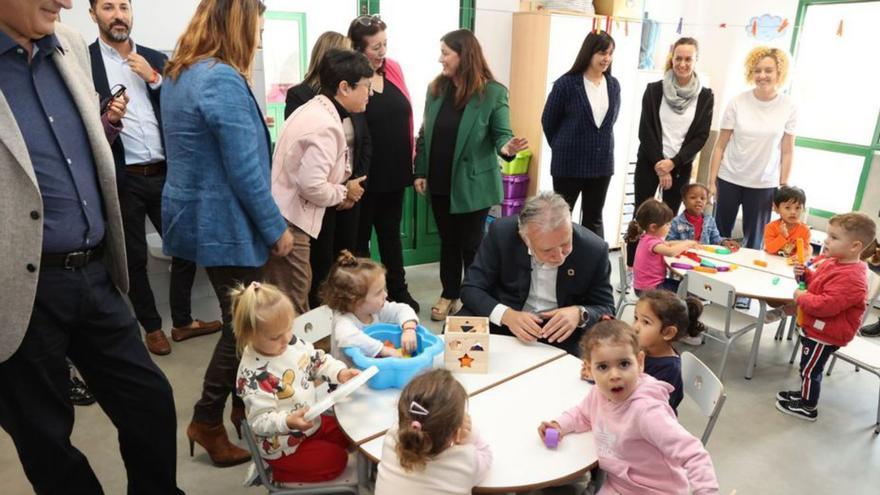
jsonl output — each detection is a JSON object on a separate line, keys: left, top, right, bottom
{"left": 355, "top": 14, "right": 382, "bottom": 26}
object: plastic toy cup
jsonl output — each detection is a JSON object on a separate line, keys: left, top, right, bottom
{"left": 544, "top": 427, "right": 559, "bottom": 449}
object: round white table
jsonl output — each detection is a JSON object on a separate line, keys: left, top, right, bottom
{"left": 335, "top": 336, "right": 598, "bottom": 492}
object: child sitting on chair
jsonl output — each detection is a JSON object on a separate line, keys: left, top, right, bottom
{"left": 764, "top": 186, "right": 811, "bottom": 258}
{"left": 626, "top": 199, "right": 699, "bottom": 295}
{"left": 776, "top": 212, "right": 876, "bottom": 421}
{"left": 375, "top": 369, "right": 492, "bottom": 494}
{"left": 321, "top": 250, "right": 419, "bottom": 360}
{"left": 233, "top": 282, "right": 360, "bottom": 483}
{"left": 667, "top": 183, "right": 740, "bottom": 251}
{"left": 538, "top": 320, "right": 718, "bottom": 494}
{"left": 633, "top": 290, "right": 707, "bottom": 411}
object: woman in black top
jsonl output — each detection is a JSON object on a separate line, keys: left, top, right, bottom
{"left": 283, "top": 31, "right": 373, "bottom": 308}
{"left": 628, "top": 37, "right": 713, "bottom": 266}
{"left": 349, "top": 15, "right": 420, "bottom": 311}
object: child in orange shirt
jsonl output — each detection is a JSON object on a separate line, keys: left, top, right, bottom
{"left": 764, "top": 186, "right": 810, "bottom": 257}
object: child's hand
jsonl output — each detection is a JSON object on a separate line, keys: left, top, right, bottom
{"left": 686, "top": 240, "right": 700, "bottom": 249}
{"left": 538, "top": 421, "right": 563, "bottom": 443}
{"left": 793, "top": 288, "right": 806, "bottom": 301}
{"left": 580, "top": 361, "right": 592, "bottom": 381}
{"left": 379, "top": 346, "right": 403, "bottom": 358}
{"left": 722, "top": 239, "right": 741, "bottom": 251}
{"left": 454, "top": 413, "right": 473, "bottom": 444}
{"left": 401, "top": 323, "right": 418, "bottom": 354}
{"left": 793, "top": 263, "right": 806, "bottom": 279}
{"left": 337, "top": 368, "right": 361, "bottom": 383}
{"left": 285, "top": 407, "right": 314, "bottom": 431}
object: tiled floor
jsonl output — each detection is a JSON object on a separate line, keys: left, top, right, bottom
{"left": 2, "top": 251, "right": 879, "bottom": 494}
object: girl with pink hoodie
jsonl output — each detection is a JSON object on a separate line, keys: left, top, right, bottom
{"left": 538, "top": 320, "right": 719, "bottom": 495}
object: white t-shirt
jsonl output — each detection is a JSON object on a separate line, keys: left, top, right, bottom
{"left": 718, "top": 90, "right": 798, "bottom": 188}
{"left": 659, "top": 97, "right": 698, "bottom": 159}
{"left": 584, "top": 75, "right": 609, "bottom": 128}
{"left": 330, "top": 300, "right": 419, "bottom": 361}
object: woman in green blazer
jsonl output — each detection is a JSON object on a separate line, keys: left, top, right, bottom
{"left": 413, "top": 29, "right": 528, "bottom": 321}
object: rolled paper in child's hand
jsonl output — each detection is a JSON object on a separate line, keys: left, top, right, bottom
{"left": 544, "top": 427, "right": 559, "bottom": 449}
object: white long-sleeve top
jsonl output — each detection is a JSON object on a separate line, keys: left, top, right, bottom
{"left": 375, "top": 425, "right": 492, "bottom": 495}
{"left": 235, "top": 338, "right": 347, "bottom": 460}
{"left": 331, "top": 300, "right": 419, "bottom": 360}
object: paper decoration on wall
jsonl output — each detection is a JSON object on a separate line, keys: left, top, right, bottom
{"left": 836, "top": 19, "right": 844, "bottom": 37}
{"left": 639, "top": 15, "right": 660, "bottom": 70}
{"left": 745, "top": 14, "right": 790, "bottom": 41}
{"left": 676, "top": 17, "right": 683, "bottom": 34}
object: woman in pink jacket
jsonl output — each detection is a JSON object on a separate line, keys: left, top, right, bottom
{"left": 265, "top": 49, "right": 373, "bottom": 315}
{"left": 539, "top": 320, "right": 719, "bottom": 495}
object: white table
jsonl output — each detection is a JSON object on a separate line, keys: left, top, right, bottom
{"left": 691, "top": 245, "right": 798, "bottom": 279}
{"left": 334, "top": 335, "right": 568, "bottom": 445}
{"left": 359, "top": 355, "right": 597, "bottom": 492}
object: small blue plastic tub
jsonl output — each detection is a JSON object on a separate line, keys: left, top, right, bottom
{"left": 343, "top": 324, "right": 444, "bottom": 389}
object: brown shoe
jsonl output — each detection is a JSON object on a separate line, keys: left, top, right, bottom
{"left": 171, "top": 319, "right": 222, "bottom": 342}
{"left": 187, "top": 421, "right": 251, "bottom": 467}
{"left": 145, "top": 330, "right": 171, "bottom": 355}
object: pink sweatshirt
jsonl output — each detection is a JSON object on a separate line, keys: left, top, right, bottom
{"left": 555, "top": 374, "right": 719, "bottom": 495}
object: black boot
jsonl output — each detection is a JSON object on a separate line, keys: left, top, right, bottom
{"left": 861, "top": 319, "right": 880, "bottom": 337}
{"left": 390, "top": 287, "right": 421, "bottom": 313}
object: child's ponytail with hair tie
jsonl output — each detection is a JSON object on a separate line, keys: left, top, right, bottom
{"left": 684, "top": 295, "right": 707, "bottom": 337}
{"left": 336, "top": 249, "right": 359, "bottom": 268}
{"left": 624, "top": 219, "right": 643, "bottom": 243}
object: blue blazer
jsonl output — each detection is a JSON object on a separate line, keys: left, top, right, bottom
{"left": 541, "top": 72, "right": 621, "bottom": 178}
{"left": 160, "top": 59, "right": 287, "bottom": 267}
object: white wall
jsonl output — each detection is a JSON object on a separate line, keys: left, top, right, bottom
{"left": 474, "top": 0, "right": 520, "bottom": 87}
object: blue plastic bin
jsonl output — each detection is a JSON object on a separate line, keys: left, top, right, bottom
{"left": 343, "top": 324, "right": 444, "bottom": 389}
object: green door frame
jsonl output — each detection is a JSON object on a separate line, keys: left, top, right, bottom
{"left": 264, "top": 11, "right": 308, "bottom": 143}
{"left": 790, "top": 0, "right": 879, "bottom": 217}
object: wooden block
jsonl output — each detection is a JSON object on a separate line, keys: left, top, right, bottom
{"left": 444, "top": 316, "right": 490, "bottom": 374}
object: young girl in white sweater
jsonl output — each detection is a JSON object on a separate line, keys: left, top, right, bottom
{"left": 233, "top": 282, "right": 360, "bottom": 483}
{"left": 375, "top": 369, "right": 492, "bottom": 494}
{"left": 321, "top": 250, "right": 419, "bottom": 359}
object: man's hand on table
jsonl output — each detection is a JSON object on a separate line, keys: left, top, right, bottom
{"left": 500, "top": 309, "right": 543, "bottom": 343}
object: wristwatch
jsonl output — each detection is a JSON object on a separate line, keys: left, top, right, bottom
{"left": 578, "top": 306, "right": 589, "bottom": 328}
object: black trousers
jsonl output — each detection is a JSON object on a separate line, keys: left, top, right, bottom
{"left": 355, "top": 189, "right": 409, "bottom": 297}
{"left": 192, "top": 266, "right": 262, "bottom": 424}
{"left": 714, "top": 177, "right": 775, "bottom": 250}
{"left": 308, "top": 204, "right": 361, "bottom": 309}
{"left": 0, "top": 261, "right": 180, "bottom": 494}
{"left": 119, "top": 169, "right": 197, "bottom": 331}
{"left": 626, "top": 163, "right": 691, "bottom": 266}
{"left": 553, "top": 175, "right": 613, "bottom": 240}
{"left": 431, "top": 195, "right": 488, "bottom": 300}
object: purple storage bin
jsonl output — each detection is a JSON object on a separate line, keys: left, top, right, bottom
{"left": 501, "top": 198, "right": 525, "bottom": 217}
{"left": 502, "top": 174, "right": 530, "bottom": 199}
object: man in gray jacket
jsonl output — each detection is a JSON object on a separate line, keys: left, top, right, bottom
{"left": 0, "top": 2, "right": 181, "bottom": 493}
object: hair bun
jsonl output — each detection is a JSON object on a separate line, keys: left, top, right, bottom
{"left": 336, "top": 250, "right": 358, "bottom": 268}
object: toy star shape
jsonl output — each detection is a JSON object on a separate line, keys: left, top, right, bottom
{"left": 458, "top": 353, "right": 475, "bottom": 368}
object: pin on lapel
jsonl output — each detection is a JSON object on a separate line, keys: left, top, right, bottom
{"left": 567, "top": 268, "right": 575, "bottom": 277}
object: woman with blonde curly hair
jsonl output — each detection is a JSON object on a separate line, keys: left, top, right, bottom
{"left": 708, "top": 46, "right": 797, "bottom": 251}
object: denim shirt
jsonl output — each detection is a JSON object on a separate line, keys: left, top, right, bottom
{"left": 667, "top": 212, "right": 722, "bottom": 245}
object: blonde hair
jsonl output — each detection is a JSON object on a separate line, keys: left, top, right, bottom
{"left": 829, "top": 212, "right": 877, "bottom": 249}
{"left": 395, "top": 369, "right": 467, "bottom": 471}
{"left": 664, "top": 37, "right": 699, "bottom": 72}
{"left": 230, "top": 282, "right": 296, "bottom": 355}
{"left": 165, "top": 0, "right": 266, "bottom": 81}
{"left": 743, "top": 46, "right": 790, "bottom": 87}
{"left": 319, "top": 250, "right": 386, "bottom": 313}
{"left": 303, "top": 31, "right": 352, "bottom": 92}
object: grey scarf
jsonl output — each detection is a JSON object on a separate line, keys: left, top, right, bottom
{"left": 662, "top": 69, "right": 701, "bottom": 114}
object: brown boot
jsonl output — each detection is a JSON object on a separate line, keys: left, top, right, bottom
{"left": 171, "top": 319, "right": 222, "bottom": 342}
{"left": 186, "top": 421, "right": 251, "bottom": 467}
{"left": 145, "top": 330, "right": 171, "bottom": 355}
{"left": 230, "top": 403, "right": 245, "bottom": 440}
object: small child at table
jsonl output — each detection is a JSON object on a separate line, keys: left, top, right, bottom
{"left": 232, "top": 282, "right": 360, "bottom": 483}
{"left": 776, "top": 212, "right": 876, "bottom": 421}
{"left": 320, "top": 250, "right": 419, "bottom": 360}
{"left": 538, "top": 320, "right": 719, "bottom": 495}
{"left": 632, "top": 290, "right": 707, "bottom": 411}
{"left": 626, "top": 199, "right": 699, "bottom": 295}
{"left": 667, "top": 183, "right": 740, "bottom": 250}
{"left": 764, "top": 186, "right": 810, "bottom": 258}
{"left": 375, "top": 369, "right": 492, "bottom": 495}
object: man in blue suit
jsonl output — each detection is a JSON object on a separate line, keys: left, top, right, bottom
{"left": 88, "top": 0, "right": 219, "bottom": 357}
{"left": 460, "top": 192, "right": 616, "bottom": 356}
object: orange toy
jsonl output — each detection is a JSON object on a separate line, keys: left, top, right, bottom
{"left": 383, "top": 339, "right": 411, "bottom": 358}
{"left": 694, "top": 265, "right": 718, "bottom": 274}
{"left": 796, "top": 239, "right": 806, "bottom": 325}
{"left": 753, "top": 260, "right": 768, "bottom": 267}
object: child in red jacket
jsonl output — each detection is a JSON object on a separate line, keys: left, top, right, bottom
{"left": 776, "top": 212, "right": 877, "bottom": 421}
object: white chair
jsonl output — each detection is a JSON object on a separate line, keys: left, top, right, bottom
{"left": 681, "top": 352, "right": 726, "bottom": 445}
{"left": 292, "top": 305, "right": 334, "bottom": 344}
{"left": 615, "top": 243, "right": 638, "bottom": 319}
{"left": 822, "top": 337, "right": 880, "bottom": 434}
{"left": 240, "top": 421, "right": 362, "bottom": 494}
{"left": 679, "top": 272, "right": 763, "bottom": 381}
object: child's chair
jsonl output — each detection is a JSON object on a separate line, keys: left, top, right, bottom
{"left": 679, "top": 272, "right": 763, "bottom": 381}
{"left": 681, "top": 352, "right": 726, "bottom": 445}
{"left": 293, "top": 305, "right": 334, "bottom": 345}
{"left": 240, "top": 420, "right": 362, "bottom": 493}
{"left": 615, "top": 242, "right": 638, "bottom": 319}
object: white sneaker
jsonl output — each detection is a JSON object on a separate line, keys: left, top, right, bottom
{"left": 763, "top": 308, "right": 785, "bottom": 323}
{"left": 242, "top": 462, "right": 260, "bottom": 487}
{"left": 680, "top": 334, "right": 703, "bottom": 346}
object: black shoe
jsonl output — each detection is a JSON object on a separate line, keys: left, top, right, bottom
{"left": 775, "top": 399, "right": 817, "bottom": 421}
{"left": 776, "top": 390, "right": 801, "bottom": 402}
{"left": 735, "top": 296, "right": 751, "bottom": 310}
{"left": 860, "top": 320, "right": 880, "bottom": 337}
{"left": 70, "top": 376, "right": 96, "bottom": 406}
{"left": 390, "top": 290, "right": 421, "bottom": 313}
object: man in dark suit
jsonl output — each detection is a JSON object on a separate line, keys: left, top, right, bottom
{"left": 460, "top": 192, "right": 616, "bottom": 355}
{"left": 88, "top": 0, "right": 219, "bottom": 355}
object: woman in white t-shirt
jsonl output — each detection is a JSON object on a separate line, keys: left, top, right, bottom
{"left": 708, "top": 46, "right": 797, "bottom": 249}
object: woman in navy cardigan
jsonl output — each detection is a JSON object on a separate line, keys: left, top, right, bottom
{"left": 542, "top": 31, "right": 620, "bottom": 239}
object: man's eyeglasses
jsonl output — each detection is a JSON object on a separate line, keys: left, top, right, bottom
{"left": 355, "top": 14, "right": 383, "bottom": 26}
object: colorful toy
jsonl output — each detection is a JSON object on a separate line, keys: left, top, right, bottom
{"left": 694, "top": 265, "right": 718, "bottom": 274}
{"left": 796, "top": 239, "right": 807, "bottom": 325}
{"left": 714, "top": 247, "right": 732, "bottom": 255}
{"left": 544, "top": 427, "right": 560, "bottom": 449}
{"left": 670, "top": 262, "right": 694, "bottom": 270}
{"left": 444, "top": 316, "right": 490, "bottom": 374}
{"left": 383, "top": 340, "right": 412, "bottom": 358}
{"left": 700, "top": 259, "right": 717, "bottom": 268}
{"left": 681, "top": 251, "right": 702, "bottom": 263}
{"left": 772, "top": 277, "right": 780, "bottom": 285}
{"left": 753, "top": 260, "right": 768, "bottom": 267}
{"left": 344, "top": 324, "right": 444, "bottom": 389}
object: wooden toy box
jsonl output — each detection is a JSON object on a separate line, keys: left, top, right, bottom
{"left": 443, "top": 316, "right": 490, "bottom": 374}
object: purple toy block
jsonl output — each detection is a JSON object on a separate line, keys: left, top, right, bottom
{"left": 544, "top": 427, "right": 559, "bottom": 449}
